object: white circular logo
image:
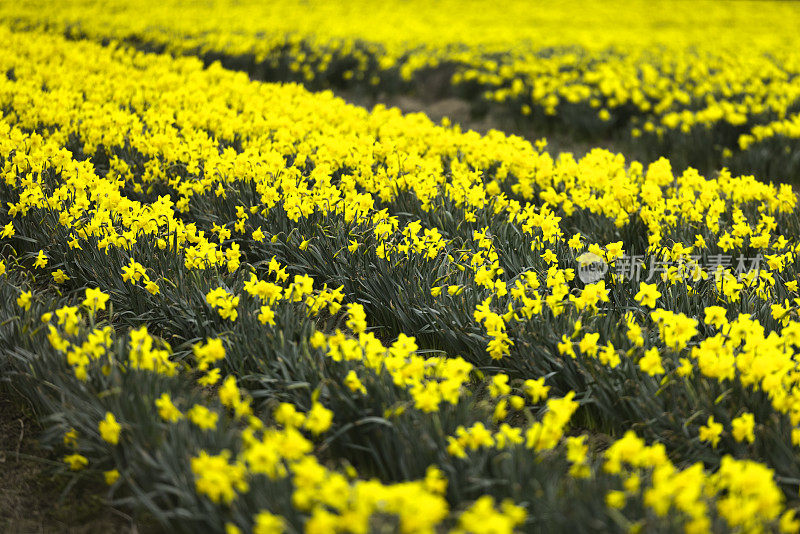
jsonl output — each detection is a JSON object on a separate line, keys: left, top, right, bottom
{"left": 576, "top": 252, "right": 608, "bottom": 283}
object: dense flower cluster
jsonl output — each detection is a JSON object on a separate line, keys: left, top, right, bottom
{"left": 2, "top": 15, "right": 800, "bottom": 534}
{"left": 4, "top": 1, "right": 800, "bottom": 181}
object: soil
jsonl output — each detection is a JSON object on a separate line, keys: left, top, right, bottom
{"left": 0, "top": 397, "right": 152, "bottom": 534}
{"left": 340, "top": 90, "right": 627, "bottom": 162}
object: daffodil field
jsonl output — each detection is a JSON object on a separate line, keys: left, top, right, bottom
{"left": 5, "top": 0, "right": 800, "bottom": 182}
{"left": 2, "top": 1, "right": 800, "bottom": 533}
